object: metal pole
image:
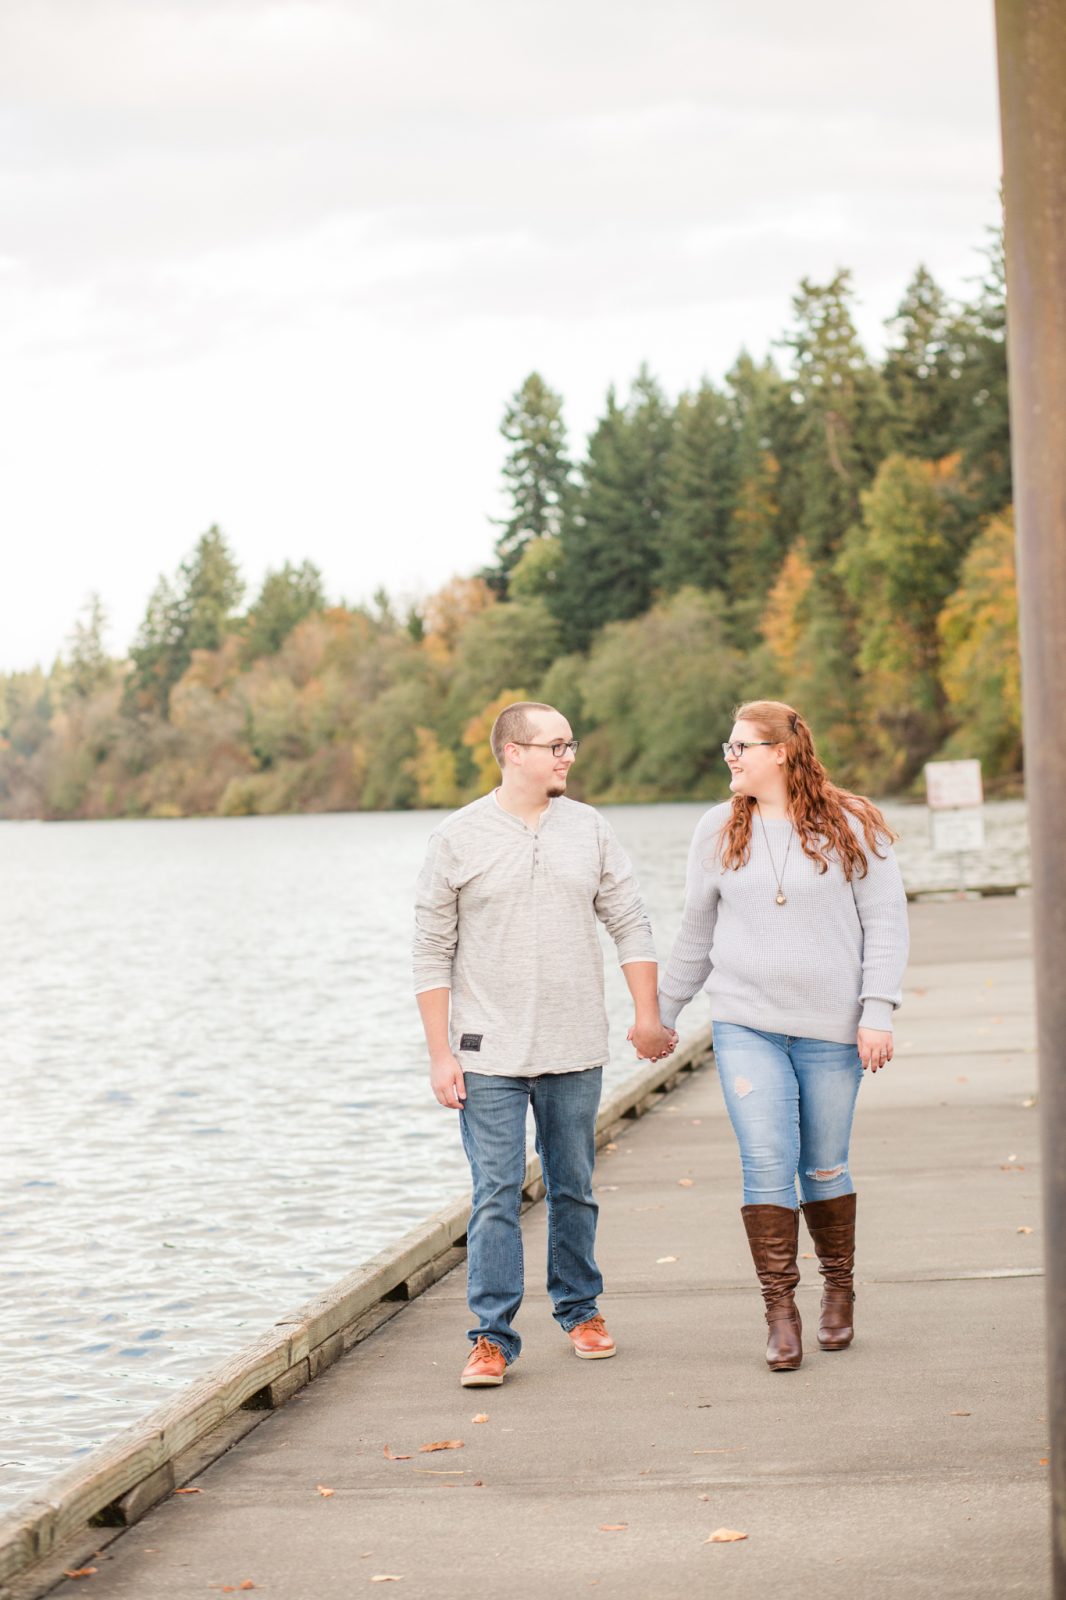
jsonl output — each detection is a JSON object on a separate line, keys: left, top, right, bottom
{"left": 994, "top": 3, "right": 1066, "bottom": 1591}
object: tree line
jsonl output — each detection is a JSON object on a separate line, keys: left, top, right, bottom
{"left": 0, "top": 240, "right": 1020, "bottom": 821}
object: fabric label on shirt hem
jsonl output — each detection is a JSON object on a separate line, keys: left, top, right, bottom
{"left": 459, "top": 1033, "right": 483, "bottom": 1052}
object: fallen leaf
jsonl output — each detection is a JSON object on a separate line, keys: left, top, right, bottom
{"left": 316, "top": 1485, "right": 335, "bottom": 1496}
{"left": 175, "top": 1486, "right": 203, "bottom": 1494}
{"left": 705, "top": 1528, "right": 747, "bottom": 1543}
{"left": 62, "top": 1571, "right": 97, "bottom": 1581}
{"left": 678, "top": 1178, "right": 694, "bottom": 1188}
{"left": 383, "top": 1445, "right": 412, "bottom": 1461}
{"left": 698, "top": 1494, "right": 710, "bottom": 1502}
{"left": 604, "top": 1142, "right": 618, "bottom": 1152}
{"left": 1018, "top": 1226, "right": 1034, "bottom": 1235}
{"left": 419, "top": 1440, "right": 464, "bottom": 1453}
{"left": 949, "top": 1410, "right": 972, "bottom": 1417}
{"left": 1040, "top": 1458, "right": 1049, "bottom": 1466}
{"left": 801, "top": 1252, "right": 814, "bottom": 1260}
{"left": 472, "top": 1414, "right": 489, "bottom": 1424}
{"left": 599, "top": 1523, "right": 628, "bottom": 1531}
{"left": 473, "top": 1479, "right": 485, "bottom": 1486}
{"left": 370, "top": 1578, "right": 404, "bottom": 1584}
{"left": 1023, "top": 1096, "right": 1037, "bottom": 1109}
{"left": 656, "top": 1255, "right": 678, "bottom": 1264}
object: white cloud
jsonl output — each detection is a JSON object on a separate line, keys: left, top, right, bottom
{"left": 0, "top": 0, "right": 1001, "bottom": 670}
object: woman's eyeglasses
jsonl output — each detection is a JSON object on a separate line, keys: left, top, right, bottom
{"left": 721, "top": 741, "right": 776, "bottom": 759}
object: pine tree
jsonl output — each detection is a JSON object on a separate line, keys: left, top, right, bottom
{"left": 64, "top": 593, "right": 113, "bottom": 701}
{"left": 724, "top": 354, "right": 790, "bottom": 629}
{"left": 780, "top": 271, "right": 887, "bottom": 560}
{"left": 127, "top": 526, "right": 243, "bottom": 715}
{"left": 883, "top": 266, "right": 961, "bottom": 460}
{"left": 659, "top": 380, "right": 735, "bottom": 594}
{"left": 951, "top": 228, "right": 1011, "bottom": 521}
{"left": 551, "top": 368, "right": 673, "bottom": 651}
{"left": 241, "top": 561, "right": 325, "bottom": 663}
{"left": 493, "top": 373, "right": 572, "bottom": 579}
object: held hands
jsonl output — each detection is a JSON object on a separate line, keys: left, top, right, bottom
{"left": 430, "top": 1051, "right": 467, "bottom": 1109}
{"left": 627, "top": 1019, "right": 679, "bottom": 1062}
{"left": 857, "top": 1028, "right": 893, "bottom": 1073}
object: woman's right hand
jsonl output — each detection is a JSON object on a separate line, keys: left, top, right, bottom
{"left": 857, "top": 1028, "right": 893, "bottom": 1073}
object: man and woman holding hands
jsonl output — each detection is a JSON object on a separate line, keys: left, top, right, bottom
{"left": 413, "top": 699, "right": 908, "bottom": 1386}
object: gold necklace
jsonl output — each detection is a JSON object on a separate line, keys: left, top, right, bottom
{"left": 755, "top": 804, "right": 794, "bottom": 905}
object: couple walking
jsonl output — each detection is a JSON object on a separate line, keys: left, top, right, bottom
{"left": 412, "top": 699, "right": 909, "bottom": 1386}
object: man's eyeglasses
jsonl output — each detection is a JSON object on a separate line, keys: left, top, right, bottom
{"left": 512, "top": 740, "right": 580, "bottom": 758}
{"left": 721, "top": 741, "right": 776, "bottom": 760}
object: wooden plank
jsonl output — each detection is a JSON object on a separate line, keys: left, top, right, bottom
{"left": 0, "top": 1029, "right": 715, "bottom": 1593}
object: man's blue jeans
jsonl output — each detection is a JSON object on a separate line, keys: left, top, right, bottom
{"left": 459, "top": 1068, "right": 604, "bottom": 1363}
{"left": 712, "top": 1023, "right": 864, "bottom": 1208}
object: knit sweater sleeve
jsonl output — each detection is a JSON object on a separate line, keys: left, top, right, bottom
{"left": 850, "top": 829, "right": 910, "bottom": 1032}
{"left": 593, "top": 817, "right": 657, "bottom": 966}
{"left": 657, "top": 809, "right": 723, "bottom": 1029}
{"left": 412, "top": 831, "right": 459, "bottom": 994}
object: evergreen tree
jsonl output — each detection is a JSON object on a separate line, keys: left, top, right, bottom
{"left": 951, "top": 228, "right": 1011, "bottom": 521}
{"left": 551, "top": 368, "right": 673, "bottom": 651}
{"left": 241, "top": 560, "right": 325, "bottom": 663}
{"left": 883, "top": 266, "right": 961, "bottom": 461}
{"left": 659, "top": 380, "right": 735, "bottom": 594}
{"left": 724, "top": 354, "right": 791, "bottom": 629}
{"left": 64, "top": 593, "right": 113, "bottom": 701}
{"left": 493, "top": 373, "right": 572, "bottom": 579}
{"left": 780, "top": 271, "right": 887, "bottom": 559}
{"left": 127, "top": 526, "right": 243, "bottom": 715}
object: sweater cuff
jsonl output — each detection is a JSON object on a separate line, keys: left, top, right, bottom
{"left": 657, "top": 992, "right": 684, "bottom": 1029}
{"left": 860, "top": 999, "right": 895, "bottom": 1032}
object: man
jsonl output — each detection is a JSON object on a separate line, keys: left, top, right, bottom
{"left": 413, "top": 701, "right": 677, "bottom": 1388}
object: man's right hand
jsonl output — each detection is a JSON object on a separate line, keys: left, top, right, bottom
{"left": 430, "top": 1052, "right": 467, "bottom": 1109}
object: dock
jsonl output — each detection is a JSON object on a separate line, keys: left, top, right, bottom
{"left": 4, "top": 896, "right": 1048, "bottom": 1599}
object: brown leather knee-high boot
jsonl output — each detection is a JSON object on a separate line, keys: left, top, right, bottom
{"left": 801, "top": 1191, "right": 856, "bottom": 1351}
{"left": 740, "top": 1205, "right": 803, "bottom": 1371}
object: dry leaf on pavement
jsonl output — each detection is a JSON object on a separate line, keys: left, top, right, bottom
{"left": 316, "top": 1485, "right": 335, "bottom": 1496}
{"left": 62, "top": 1571, "right": 97, "bottom": 1581}
{"left": 175, "top": 1486, "right": 203, "bottom": 1494}
{"left": 419, "top": 1440, "right": 464, "bottom": 1453}
{"left": 705, "top": 1528, "right": 748, "bottom": 1543}
{"left": 370, "top": 1577, "right": 404, "bottom": 1584}
{"left": 949, "top": 1411, "right": 972, "bottom": 1417}
{"left": 678, "top": 1179, "right": 694, "bottom": 1188}
{"left": 599, "top": 1524, "right": 628, "bottom": 1531}
{"left": 1018, "top": 1226, "right": 1034, "bottom": 1235}
{"left": 383, "top": 1445, "right": 412, "bottom": 1461}
{"left": 472, "top": 1414, "right": 489, "bottom": 1423}
{"left": 656, "top": 1255, "right": 678, "bottom": 1264}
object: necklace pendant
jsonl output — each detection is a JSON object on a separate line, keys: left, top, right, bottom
{"left": 775, "top": 892, "right": 787, "bottom": 906}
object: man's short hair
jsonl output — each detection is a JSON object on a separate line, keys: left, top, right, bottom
{"left": 490, "top": 702, "right": 557, "bottom": 768}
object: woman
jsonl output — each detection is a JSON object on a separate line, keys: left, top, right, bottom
{"left": 658, "top": 701, "right": 909, "bottom": 1371}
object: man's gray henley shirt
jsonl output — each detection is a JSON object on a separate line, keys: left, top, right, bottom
{"left": 413, "top": 791, "right": 656, "bottom": 1076}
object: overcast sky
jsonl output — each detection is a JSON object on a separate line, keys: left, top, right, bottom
{"left": 0, "top": 0, "right": 1002, "bottom": 673}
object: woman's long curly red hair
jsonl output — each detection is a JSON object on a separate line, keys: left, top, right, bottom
{"left": 718, "top": 700, "right": 895, "bottom": 881}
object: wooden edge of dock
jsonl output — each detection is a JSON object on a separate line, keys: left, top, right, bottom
{"left": 0, "top": 1029, "right": 714, "bottom": 1599}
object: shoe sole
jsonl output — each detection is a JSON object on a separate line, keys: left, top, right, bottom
{"left": 460, "top": 1372, "right": 505, "bottom": 1386}
{"left": 572, "top": 1346, "right": 617, "bottom": 1360}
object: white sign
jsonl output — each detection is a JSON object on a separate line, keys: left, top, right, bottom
{"left": 925, "top": 759, "right": 984, "bottom": 810}
{"left": 930, "top": 809, "right": 986, "bottom": 855}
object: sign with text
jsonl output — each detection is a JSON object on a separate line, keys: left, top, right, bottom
{"left": 930, "top": 809, "right": 986, "bottom": 855}
{"left": 924, "top": 759, "right": 983, "bottom": 811}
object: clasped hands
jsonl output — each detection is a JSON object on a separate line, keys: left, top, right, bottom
{"left": 627, "top": 1018, "right": 679, "bottom": 1062}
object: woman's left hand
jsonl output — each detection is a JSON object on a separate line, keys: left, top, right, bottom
{"left": 857, "top": 1028, "right": 893, "bottom": 1073}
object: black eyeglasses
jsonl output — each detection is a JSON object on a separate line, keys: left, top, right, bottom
{"left": 512, "top": 740, "right": 580, "bottom": 757}
{"left": 721, "top": 741, "right": 776, "bottom": 759}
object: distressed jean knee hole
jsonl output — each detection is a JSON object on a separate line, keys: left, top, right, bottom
{"left": 806, "top": 1165, "right": 846, "bottom": 1181}
{"left": 733, "top": 1076, "right": 754, "bottom": 1099}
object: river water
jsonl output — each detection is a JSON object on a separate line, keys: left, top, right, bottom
{"left": 0, "top": 798, "right": 1028, "bottom": 1509}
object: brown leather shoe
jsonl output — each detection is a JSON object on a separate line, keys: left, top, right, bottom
{"left": 460, "top": 1336, "right": 507, "bottom": 1387}
{"left": 567, "top": 1315, "right": 617, "bottom": 1360}
{"left": 741, "top": 1205, "right": 803, "bottom": 1371}
{"left": 802, "top": 1191, "right": 857, "bottom": 1350}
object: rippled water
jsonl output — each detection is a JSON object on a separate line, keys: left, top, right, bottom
{"left": 0, "top": 797, "right": 1028, "bottom": 1508}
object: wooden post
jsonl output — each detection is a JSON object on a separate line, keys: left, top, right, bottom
{"left": 994, "top": 3, "right": 1066, "bottom": 1591}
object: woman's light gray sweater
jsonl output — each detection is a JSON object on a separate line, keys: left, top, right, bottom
{"left": 657, "top": 802, "right": 909, "bottom": 1045}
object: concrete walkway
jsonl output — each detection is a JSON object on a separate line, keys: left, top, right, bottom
{"left": 52, "top": 898, "right": 1047, "bottom": 1600}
